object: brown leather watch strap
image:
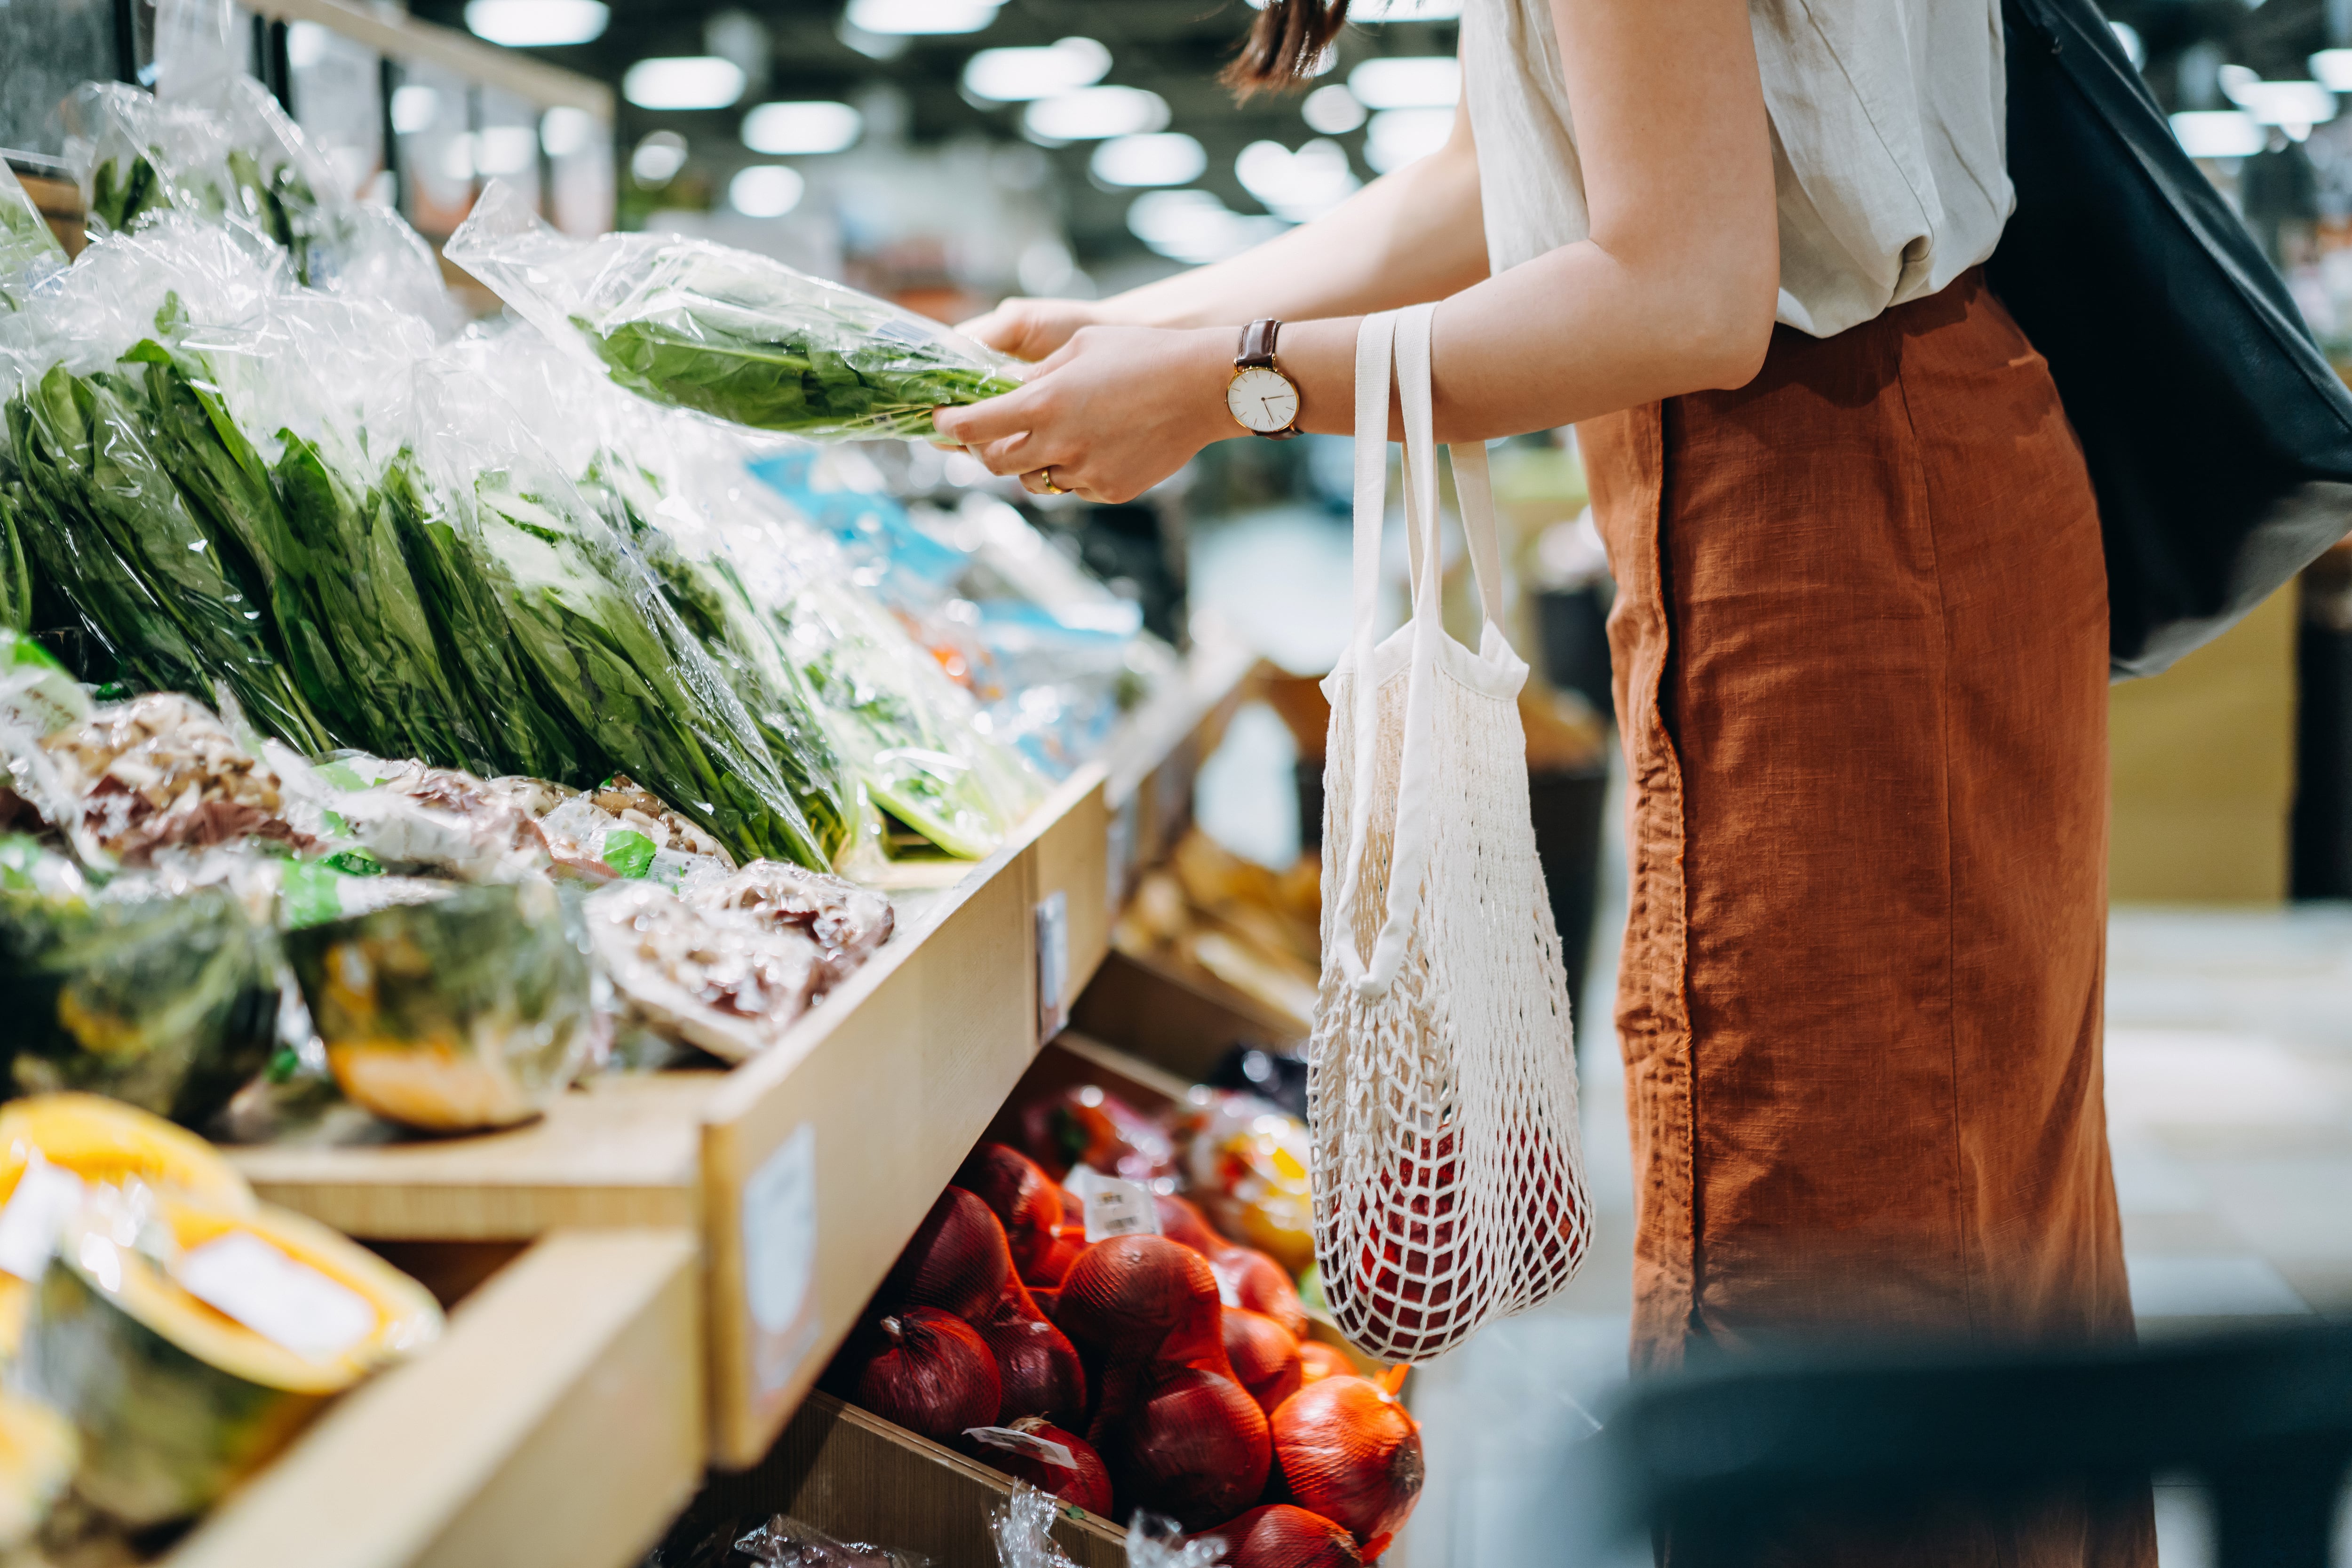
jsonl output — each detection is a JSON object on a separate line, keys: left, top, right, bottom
{"left": 1238, "top": 318, "right": 1281, "bottom": 367}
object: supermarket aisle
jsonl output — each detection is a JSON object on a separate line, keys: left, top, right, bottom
{"left": 1191, "top": 504, "right": 2352, "bottom": 1565}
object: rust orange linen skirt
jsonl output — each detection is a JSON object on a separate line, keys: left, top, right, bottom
{"left": 1579, "top": 271, "right": 2152, "bottom": 1564}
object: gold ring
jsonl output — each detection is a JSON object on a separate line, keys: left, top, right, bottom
{"left": 1040, "top": 467, "right": 1065, "bottom": 495}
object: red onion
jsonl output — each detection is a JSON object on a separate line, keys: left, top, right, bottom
{"left": 852, "top": 1308, "right": 1001, "bottom": 1443}
{"left": 1296, "top": 1342, "right": 1353, "bottom": 1388}
{"left": 1270, "top": 1377, "right": 1424, "bottom": 1560}
{"left": 965, "top": 1416, "right": 1112, "bottom": 1517}
{"left": 954, "top": 1145, "right": 1085, "bottom": 1287}
{"left": 1223, "top": 1307, "right": 1304, "bottom": 1417}
{"left": 882, "top": 1188, "right": 1012, "bottom": 1321}
{"left": 1119, "top": 1364, "right": 1273, "bottom": 1531}
{"left": 970, "top": 1272, "right": 1087, "bottom": 1427}
{"left": 1193, "top": 1505, "right": 1366, "bottom": 1568}
{"left": 1157, "top": 1193, "right": 1308, "bottom": 1339}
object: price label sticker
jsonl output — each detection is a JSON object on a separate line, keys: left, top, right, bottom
{"left": 1035, "top": 890, "right": 1069, "bottom": 1041}
{"left": 1068, "top": 1167, "right": 1161, "bottom": 1244}
{"left": 743, "top": 1124, "right": 820, "bottom": 1395}
{"left": 964, "top": 1425, "right": 1077, "bottom": 1472}
{"left": 0, "top": 1154, "right": 82, "bottom": 1282}
{"left": 179, "top": 1231, "right": 377, "bottom": 1361}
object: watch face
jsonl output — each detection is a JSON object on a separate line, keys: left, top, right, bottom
{"left": 1227, "top": 365, "right": 1300, "bottom": 433}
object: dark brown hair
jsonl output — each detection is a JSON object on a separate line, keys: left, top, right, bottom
{"left": 1223, "top": 0, "right": 1350, "bottom": 97}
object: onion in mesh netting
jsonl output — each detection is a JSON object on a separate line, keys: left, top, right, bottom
{"left": 1270, "top": 1376, "right": 1424, "bottom": 1560}
{"left": 852, "top": 1308, "right": 1001, "bottom": 1442}
{"left": 1157, "top": 1193, "right": 1308, "bottom": 1338}
{"left": 1192, "top": 1504, "right": 1366, "bottom": 1568}
{"left": 1223, "top": 1307, "right": 1304, "bottom": 1417}
{"left": 1055, "top": 1234, "right": 1270, "bottom": 1529}
{"left": 957, "top": 1143, "right": 1086, "bottom": 1287}
{"left": 965, "top": 1415, "right": 1112, "bottom": 1516}
{"left": 970, "top": 1272, "right": 1087, "bottom": 1427}
{"left": 1296, "top": 1342, "right": 1353, "bottom": 1388}
{"left": 882, "top": 1187, "right": 1012, "bottom": 1320}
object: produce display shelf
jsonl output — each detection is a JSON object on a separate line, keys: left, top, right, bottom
{"left": 165, "top": 1228, "right": 703, "bottom": 1568}
{"left": 223, "top": 639, "right": 1255, "bottom": 1471}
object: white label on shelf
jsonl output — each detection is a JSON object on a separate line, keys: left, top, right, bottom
{"left": 179, "top": 1231, "right": 377, "bottom": 1361}
{"left": 1036, "top": 890, "right": 1070, "bottom": 1041}
{"left": 1068, "top": 1167, "right": 1161, "bottom": 1244}
{"left": 1105, "top": 794, "right": 1137, "bottom": 913}
{"left": 743, "top": 1123, "right": 820, "bottom": 1393}
{"left": 965, "top": 1425, "right": 1077, "bottom": 1472}
{"left": 0, "top": 1154, "right": 82, "bottom": 1282}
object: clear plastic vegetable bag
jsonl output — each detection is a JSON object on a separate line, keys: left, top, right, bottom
{"left": 445, "top": 180, "right": 1023, "bottom": 441}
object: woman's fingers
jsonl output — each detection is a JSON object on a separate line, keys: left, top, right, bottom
{"left": 932, "top": 383, "right": 1044, "bottom": 446}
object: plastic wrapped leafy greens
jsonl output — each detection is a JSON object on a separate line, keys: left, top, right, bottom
{"left": 446, "top": 180, "right": 1022, "bottom": 440}
{"left": 0, "top": 163, "right": 65, "bottom": 317}
{"left": 64, "top": 49, "right": 451, "bottom": 328}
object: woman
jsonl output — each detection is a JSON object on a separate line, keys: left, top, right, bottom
{"left": 938, "top": 1, "right": 2147, "bottom": 1560}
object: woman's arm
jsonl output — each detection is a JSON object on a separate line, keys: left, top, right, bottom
{"left": 934, "top": 0, "right": 1778, "bottom": 504}
{"left": 964, "top": 107, "right": 1489, "bottom": 361}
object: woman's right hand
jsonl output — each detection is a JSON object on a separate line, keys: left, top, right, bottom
{"left": 956, "top": 296, "right": 1106, "bottom": 363}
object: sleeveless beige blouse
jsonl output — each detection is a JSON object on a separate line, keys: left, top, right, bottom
{"left": 1459, "top": 0, "right": 2014, "bottom": 339}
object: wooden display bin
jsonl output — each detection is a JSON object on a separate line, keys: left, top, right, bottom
{"left": 684, "top": 1391, "right": 1127, "bottom": 1568}
{"left": 167, "top": 1228, "right": 702, "bottom": 1568}
{"left": 222, "top": 642, "right": 1256, "bottom": 1472}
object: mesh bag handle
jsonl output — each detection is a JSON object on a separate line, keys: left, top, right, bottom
{"left": 1329, "top": 302, "right": 1506, "bottom": 998}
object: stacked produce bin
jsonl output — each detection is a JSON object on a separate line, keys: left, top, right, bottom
{"left": 0, "top": 54, "right": 1321, "bottom": 1568}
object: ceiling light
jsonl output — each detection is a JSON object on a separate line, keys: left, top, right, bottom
{"left": 287, "top": 20, "right": 330, "bottom": 68}
{"left": 1128, "top": 190, "right": 1287, "bottom": 265}
{"left": 742, "top": 100, "right": 863, "bottom": 154}
{"left": 2316, "top": 50, "right": 2352, "bottom": 91}
{"left": 1236, "top": 138, "right": 1360, "bottom": 221}
{"left": 2219, "top": 73, "right": 2335, "bottom": 131}
{"left": 630, "top": 130, "right": 688, "bottom": 185}
{"left": 1302, "top": 84, "right": 1366, "bottom": 135}
{"left": 1351, "top": 0, "right": 1463, "bottom": 17}
{"left": 963, "top": 37, "right": 1110, "bottom": 102}
{"left": 1349, "top": 56, "right": 1459, "bottom": 110}
{"left": 1364, "top": 106, "right": 1453, "bottom": 172}
{"left": 1091, "top": 132, "right": 1206, "bottom": 187}
{"left": 389, "top": 84, "right": 440, "bottom": 135}
{"left": 476, "top": 125, "right": 539, "bottom": 175}
{"left": 2110, "top": 21, "right": 2144, "bottom": 70}
{"left": 731, "top": 165, "right": 805, "bottom": 217}
{"left": 540, "top": 104, "right": 599, "bottom": 157}
{"left": 623, "top": 56, "right": 747, "bottom": 111}
{"left": 465, "top": 0, "right": 608, "bottom": 48}
{"left": 2170, "top": 109, "right": 2263, "bottom": 158}
{"left": 846, "top": 0, "right": 999, "bottom": 35}
{"left": 1023, "top": 86, "right": 1168, "bottom": 143}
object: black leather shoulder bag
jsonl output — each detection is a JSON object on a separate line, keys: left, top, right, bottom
{"left": 1990, "top": 0, "right": 2352, "bottom": 678}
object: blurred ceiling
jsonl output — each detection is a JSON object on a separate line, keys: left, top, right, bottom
{"left": 405, "top": 0, "right": 1459, "bottom": 267}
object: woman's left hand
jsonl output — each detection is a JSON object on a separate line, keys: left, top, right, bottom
{"left": 932, "top": 324, "right": 1236, "bottom": 503}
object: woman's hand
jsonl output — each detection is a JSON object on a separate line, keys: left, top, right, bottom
{"left": 933, "top": 324, "right": 1236, "bottom": 504}
{"left": 956, "top": 297, "right": 1107, "bottom": 363}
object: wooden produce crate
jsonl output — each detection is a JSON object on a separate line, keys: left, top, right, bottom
{"left": 1071, "top": 946, "right": 1307, "bottom": 1086}
{"left": 684, "top": 1391, "right": 1127, "bottom": 1568}
{"left": 166, "top": 1228, "right": 702, "bottom": 1568}
{"left": 225, "top": 643, "right": 1255, "bottom": 1472}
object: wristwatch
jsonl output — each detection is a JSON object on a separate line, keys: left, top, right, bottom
{"left": 1226, "top": 318, "right": 1303, "bottom": 439}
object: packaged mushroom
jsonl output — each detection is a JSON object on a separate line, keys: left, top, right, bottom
{"left": 586, "top": 862, "right": 892, "bottom": 1062}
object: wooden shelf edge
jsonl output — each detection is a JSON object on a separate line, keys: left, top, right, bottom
{"left": 167, "top": 1228, "right": 705, "bottom": 1568}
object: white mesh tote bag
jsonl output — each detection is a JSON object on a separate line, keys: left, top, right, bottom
{"left": 1308, "top": 302, "right": 1591, "bottom": 1363}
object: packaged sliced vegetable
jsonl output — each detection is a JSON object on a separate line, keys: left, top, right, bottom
{"left": 694, "top": 859, "right": 892, "bottom": 987}
{"left": 445, "top": 179, "right": 1022, "bottom": 440}
{"left": 0, "top": 855, "right": 293, "bottom": 1128}
{"left": 583, "top": 882, "right": 826, "bottom": 1063}
{"left": 285, "top": 879, "right": 598, "bottom": 1132}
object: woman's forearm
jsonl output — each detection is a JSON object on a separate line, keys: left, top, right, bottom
{"left": 1093, "top": 112, "right": 1490, "bottom": 332}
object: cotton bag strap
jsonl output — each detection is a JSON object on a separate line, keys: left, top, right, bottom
{"left": 1330, "top": 302, "right": 1509, "bottom": 999}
